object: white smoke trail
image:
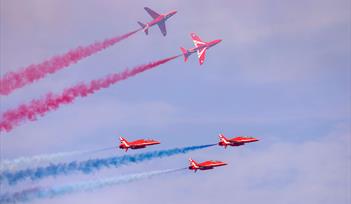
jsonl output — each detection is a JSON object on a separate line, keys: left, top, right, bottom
{"left": 0, "top": 168, "right": 185, "bottom": 203}
{"left": 46, "top": 168, "right": 185, "bottom": 195}
{"left": 0, "top": 147, "right": 114, "bottom": 172}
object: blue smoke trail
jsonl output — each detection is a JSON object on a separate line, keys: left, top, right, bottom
{"left": 0, "top": 168, "right": 185, "bottom": 203}
{"left": 0, "top": 144, "right": 215, "bottom": 185}
{"left": 0, "top": 147, "right": 115, "bottom": 172}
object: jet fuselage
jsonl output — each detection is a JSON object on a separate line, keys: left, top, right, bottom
{"left": 144, "top": 10, "right": 177, "bottom": 30}
{"left": 187, "top": 39, "right": 222, "bottom": 54}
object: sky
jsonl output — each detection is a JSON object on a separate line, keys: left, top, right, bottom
{"left": 0, "top": 0, "right": 350, "bottom": 203}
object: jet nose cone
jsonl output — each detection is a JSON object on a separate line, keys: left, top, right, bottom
{"left": 166, "top": 11, "right": 177, "bottom": 18}
{"left": 211, "top": 39, "right": 222, "bottom": 46}
{"left": 168, "top": 11, "right": 177, "bottom": 16}
{"left": 152, "top": 140, "right": 161, "bottom": 144}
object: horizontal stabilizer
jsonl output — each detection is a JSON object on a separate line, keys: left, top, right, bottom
{"left": 191, "top": 33, "right": 206, "bottom": 48}
{"left": 137, "top": 21, "right": 148, "bottom": 35}
{"left": 180, "top": 47, "right": 189, "bottom": 62}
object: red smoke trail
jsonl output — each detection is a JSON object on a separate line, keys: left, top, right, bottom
{"left": 0, "top": 29, "right": 140, "bottom": 96}
{"left": 0, "top": 55, "right": 180, "bottom": 133}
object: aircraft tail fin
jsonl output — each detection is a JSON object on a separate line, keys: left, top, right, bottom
{"left": 180, "top": 47, "right": 189, "bottom": 62}
{"left": 119, "top": 136, "right": 129, "bottom": 146}
{"left": 137, "top": 21, "right": 148, "bottom": 35}
{"left": 189, "top": 158, "right": 198, "bottom": 168}
{"left": 219, "top": 133, "right": 228, "bottom": 142}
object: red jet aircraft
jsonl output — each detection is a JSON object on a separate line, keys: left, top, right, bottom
{"left": 188, "top": 158, "right": 227, "bottom": 172}
{"left": 218, "top": 133, "right": 259, "bottom": 148}
{"left": 138, "top": 7, "right": 177, "bottom": 36}
{"left": 119, "top": 137, "right": 160, "bottom": 152}
{"left": 180, "top": 33, "right": 222, "bottom": 65}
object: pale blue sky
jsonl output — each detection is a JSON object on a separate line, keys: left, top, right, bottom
{"left": 0, "top": 0, "right": 350, "bottom": 203}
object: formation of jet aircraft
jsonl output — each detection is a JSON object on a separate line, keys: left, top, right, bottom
{"left": 116, "top": 7, "right": 259, "bottom": 173}
{"left": 138, "top": 7, "right": 221, "bottom": 65}
{"left": 118, "top": 133, "right": 259, "bottom": 172}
